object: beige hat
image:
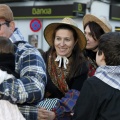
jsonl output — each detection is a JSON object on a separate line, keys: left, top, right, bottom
{"left": 83, "top": 14, "right": 112, "bottom": 33}
{"left": 0, "top": 4, "right": 14, "bottom": 21}
{"left": 44, "top": 17, "right": 86, "bottom": 51}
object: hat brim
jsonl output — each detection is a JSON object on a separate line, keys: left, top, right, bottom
{"left": 83, "top": 14, "right": 111, "bottom": 33}
{"left": 44, "top": 23, "right": 86, "bottom": 51}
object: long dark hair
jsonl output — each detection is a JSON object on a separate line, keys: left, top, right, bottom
{"left": 84, "top": 21, "right": 105, "bottom": 62}
{"left": 84, "top": 21, "right": 105, "bottom": 41}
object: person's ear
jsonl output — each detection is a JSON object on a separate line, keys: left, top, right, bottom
{"left": 99, "top": 52, "right": 106, "bottom": 65}
{"left": 9, "top": 21, "right": 15, "bottom": 32}
{"left": 100, "top": 52, "right": 105, "bottom": 61}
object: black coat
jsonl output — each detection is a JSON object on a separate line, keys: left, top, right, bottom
{"left": 73, "top": 76, "right": 120, "bottom": 120}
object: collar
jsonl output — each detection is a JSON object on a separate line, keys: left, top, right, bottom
{"left": 55, "top": 55, "right": 69, "bottom": 69}
{"left": 9, "top": 28, "right": 26, "bottom": 43}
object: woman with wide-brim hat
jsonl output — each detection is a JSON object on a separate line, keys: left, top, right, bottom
{"left": 83, "top": 14, "right": 112, "bottom": 77}
{"left": 37, "top": 17, "right": 88, "bottom": 120}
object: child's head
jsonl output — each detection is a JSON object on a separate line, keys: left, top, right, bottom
{"left": 0, "top": 36, "right": 14, "bottom": 54}
{"left": 97, "top": 32, "right": 120, "bottom": 66}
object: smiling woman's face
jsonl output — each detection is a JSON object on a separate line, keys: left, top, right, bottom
{"left": 54, "top": 29, "right": 75, "bottom": 57}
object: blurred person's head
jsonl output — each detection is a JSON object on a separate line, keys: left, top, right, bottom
{"left": 83, "top": 14, "right": 112, "bottom": 52}
{"left": 96, "top": 32, "right": 120, "bottom": 66}
{"left": 0, "top": 36, "right": 14, "bottom": 54}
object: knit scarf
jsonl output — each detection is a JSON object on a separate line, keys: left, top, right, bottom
{"left": 48, "top": 52, "right": 71, "bottom": 94}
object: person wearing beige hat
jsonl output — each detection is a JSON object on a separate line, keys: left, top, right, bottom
{"left": 0, "top": 4, "right": 47, "bottom": 120}
{"left": 82, "top": 14, "right": 112, "bottom": 77}
{"left": 37, "top": 17, "right": 88, "bottom": 120}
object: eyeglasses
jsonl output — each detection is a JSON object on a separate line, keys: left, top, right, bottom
{"left": 0, "top": 22, "right": 8, "bottom": 30}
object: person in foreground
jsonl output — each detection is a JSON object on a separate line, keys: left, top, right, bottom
{"left": 0, "top": 36, "right": 25, "bottom": 120}
{"left": 37, "top": 17, "right": 88, "bottom": 120}
{"left": 73, "top": 32, "right": 120, "bottom": 120}
{"left": 83, "top": 14, "right": 112, "bottom": 77}
{"left": 0, "top": 4, "right": 47, "bottom": 120}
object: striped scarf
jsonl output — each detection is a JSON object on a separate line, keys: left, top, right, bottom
{"left": 95, "top": 65, "right": 120, "bottom": 90}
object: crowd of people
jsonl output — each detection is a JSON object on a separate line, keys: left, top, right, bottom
{"left": 0, "top": 3, "right": 120, "bottom": 120}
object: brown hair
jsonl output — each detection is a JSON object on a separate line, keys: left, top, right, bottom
{"left": 98, "top": 32, "right": 120, "bottom": 65}
{"left": 0, "top": 36, "right": 14, "bottom": 54}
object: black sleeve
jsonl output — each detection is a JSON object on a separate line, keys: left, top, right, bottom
{"left": 73, "top": 79, "right": 98, "bottom": 120}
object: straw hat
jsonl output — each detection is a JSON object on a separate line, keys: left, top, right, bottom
{"left": 83, "top": 14, "right": 112, "bottom": 33}
{"left": 44, "top": 17, "right": 86, "bottom": 51}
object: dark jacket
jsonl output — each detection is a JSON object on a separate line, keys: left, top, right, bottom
{"left": 42, "top": 49, "right": 88, "bottom": 99}
{"left": 73, "top": 76, "right": 120, "bottom": 120}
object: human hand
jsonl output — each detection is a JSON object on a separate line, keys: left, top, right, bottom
{"left": 38, "top": 107, "right": 55, "bottom": 120}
